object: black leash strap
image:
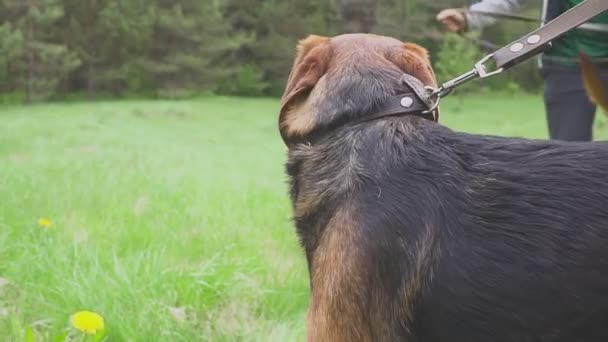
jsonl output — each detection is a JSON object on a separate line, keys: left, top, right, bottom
{"left": 493, "top": 0, "right": 608, "bottom": 69}
{"left": 467, "top": 9, "right": 608, "bottom": 32}
{"left": 432, "top": 0, "right": 608, "bottom": 100}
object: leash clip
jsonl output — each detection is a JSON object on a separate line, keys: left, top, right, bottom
{"left": 475, "top": 53, "right": 504, "bottom": 79}
{"left": 427, "top": 53, "right": 504, "bottom": 106}
{"left": 423, "top": 53, "right": 504, "bottom": 115}
{"left": 422, "top": 86, "right": 442, "bottom": 115}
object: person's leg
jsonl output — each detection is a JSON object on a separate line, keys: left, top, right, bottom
{"left": 543, "top": 64, "right": 597, "bottom": 141}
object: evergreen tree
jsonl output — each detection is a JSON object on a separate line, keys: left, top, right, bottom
{"left": 96, "top": 0, "right": 155, "bottom": 95}
{"left": 142, "top": 0, "right": 242, "bottom": 97}
{"left": 2, "top": 0, "right": 80, "bottom": 102}
{"left": 58, "top": 0, "right": 155, "bottom": 97}
{"left": 223, "top": 0, "right": 337, "bottom": 95}
{"left": 0, "top": 23, "right": 23, "bottom": 94}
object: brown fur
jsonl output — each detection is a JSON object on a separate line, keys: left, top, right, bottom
{"left": 306, "top": 204, "right": 372, "bottom": 342}
{"left": 393, "top": 43, "right": 437, "bottom": 89}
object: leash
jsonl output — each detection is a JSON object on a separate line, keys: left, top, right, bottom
{"left": 453, "top": 11, "right": 608, "bottom": 54}
{"left": 429, "top": 0, "right": 608, "bottom": 108}
{"left": 301, "top": 0, "right": 608, "bottom": 144}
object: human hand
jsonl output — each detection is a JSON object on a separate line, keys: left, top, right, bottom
{"left": 437, "top": 9, "right": 467, "bottom": 32}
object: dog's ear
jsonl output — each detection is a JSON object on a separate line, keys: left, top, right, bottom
{"left": 279, "top": 35, "right": 332, "bottom": 144}
{"left": 389, "top": 42, "right": 440, "bottom": 120}
{"left": 390, "top": 42, "right": 437, "bottom": 88}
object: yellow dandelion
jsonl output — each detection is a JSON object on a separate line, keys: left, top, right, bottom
{"left": 37, "top": 218, "right": 53, "bottom": 229}
{"left": 71, "top": 310, "right": 105, "bottom": 334}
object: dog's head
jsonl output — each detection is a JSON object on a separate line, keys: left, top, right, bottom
{"left": 279, "top": 33, "right": 438, "bottom": 145}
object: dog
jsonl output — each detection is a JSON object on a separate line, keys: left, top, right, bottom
{"left": 580, "top": 52, "right": 608, "bottom": 114}
{"left": 279, "top": 33, "right": 608, "bottom": 342}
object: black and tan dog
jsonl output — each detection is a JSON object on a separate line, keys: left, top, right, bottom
{"left": 279, "top": 33, "right": 608, "bottom": 342}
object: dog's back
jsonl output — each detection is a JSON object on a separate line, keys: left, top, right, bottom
{"left": 376, "top": 124, "right": 608, "bottom": 342}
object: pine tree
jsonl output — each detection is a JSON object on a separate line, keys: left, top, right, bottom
{"left": 142, "top": 0, "right": 243, "bottom": 97}
{"left": 0, "top": 23, "right": 24, "bottom": 95}
{"left": 96, "top": 0, "right": 156, "bottom": 95}
{"left": 1, "top": 0, "right": 80, "bottom": 102}
{"left": 223, "top": 0, "right": 337, "bottom": 95}
{"left": 58, "top": 0, "right": 156, "bottom": 97}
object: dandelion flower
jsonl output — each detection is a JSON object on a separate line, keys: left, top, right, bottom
{"left": 71, "top": 310, "right": 105, "bottom": 334}
{"left": 37, "top": 218, "right": 53, "bottom": 229}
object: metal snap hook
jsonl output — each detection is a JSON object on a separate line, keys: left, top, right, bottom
{"left": 422, "top": 86, "right": 442, "bottom": 115}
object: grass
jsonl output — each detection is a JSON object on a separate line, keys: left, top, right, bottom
{"left": 0, "top": 93, "right": 606, "bottom": 341}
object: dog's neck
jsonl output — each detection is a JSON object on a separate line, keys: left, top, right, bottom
{"left": 288, "top": 68, "right": 435, "bottom": 146}
{"left": 285, "top": 106, "right": 435, "bottom": 262}
{"left": 285, "top": 68, "right": 437, "bottom": 247}
{"left": 291, "top": 66, "right": 408, "bottom": 143}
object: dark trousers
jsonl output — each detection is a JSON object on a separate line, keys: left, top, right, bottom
{"left": 542, "top": 61, "right": 608, "bottom": 141}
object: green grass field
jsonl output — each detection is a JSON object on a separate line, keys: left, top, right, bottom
{"left": 0, "top": 94, "right": 607, "bottom": 341}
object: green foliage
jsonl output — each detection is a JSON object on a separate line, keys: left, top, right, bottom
{"left": 0, "top": 23, "right": 23, "bottom": 90}
{"left": 0, "top": 23, "right": 23, "bottom": 64}
{"left": 25, "top": 42, "right": 81, "bottom": 101}
{"left": 0, "top": 92, "right": 26, "bottom": 105}
{"left": 217, "top": 63, "right": 270, "bottom": 97}
{"left": 144, "top": 2, "right": 229, "bottom": 97}
{"left": 435, "top": 32, "right": 482, "bottom": 95}
{"left": 0, "top": 0, "right": 544, "bottom": 102}
{"left": 0, "top": 0, "right": 81, "bottom": 102}
{"left": 221, "top": 0, "right": 336, "bottom": 96}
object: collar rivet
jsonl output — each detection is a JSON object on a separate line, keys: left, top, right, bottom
{"left": 400, "top": 97, "right": 414, "bottom": 108}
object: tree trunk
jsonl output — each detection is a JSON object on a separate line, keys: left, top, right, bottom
{"left": 87, "top": 65, "right": 96, "bottom": 99}
{"left": 25, "top": 0, "right": 34, "bottom": 104}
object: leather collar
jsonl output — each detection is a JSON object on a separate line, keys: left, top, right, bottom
{"left": 292, "top": 74, "right": 439, "bottom": 146}
{"left": 355, "top": 74, "right": 439, "bottom": 125}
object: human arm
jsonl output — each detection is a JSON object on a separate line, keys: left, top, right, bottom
{"left": 436, "top": 0, "right": 525, "bottom": 32}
